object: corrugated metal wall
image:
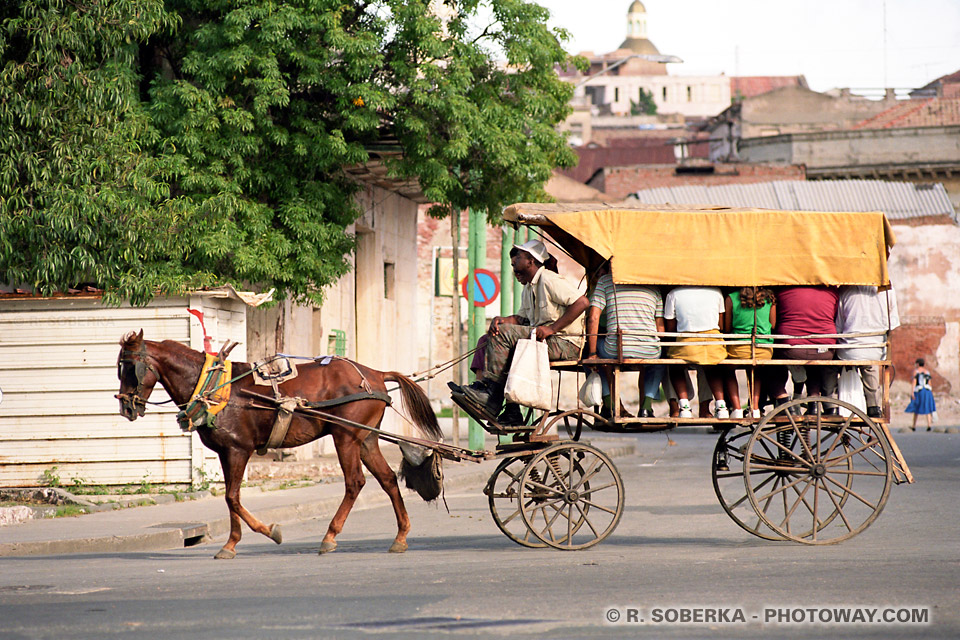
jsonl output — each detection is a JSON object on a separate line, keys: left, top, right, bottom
{"left": 0, "top": 294, "right": 246, "bottom": 488}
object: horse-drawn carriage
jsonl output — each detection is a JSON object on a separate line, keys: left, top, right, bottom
{"left": 116, "top": 201, "right": 911, "bottom": 556}
{"left": 453, "top": 202, "right": 911, "bottom": 549}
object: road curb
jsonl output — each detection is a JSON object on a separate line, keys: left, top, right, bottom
{"left": 0, "top": 441, "right": 636, "bottom": 558}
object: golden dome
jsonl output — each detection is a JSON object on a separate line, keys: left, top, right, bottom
{"left": 628, "top": 0, "right": 647, "bottom": 12}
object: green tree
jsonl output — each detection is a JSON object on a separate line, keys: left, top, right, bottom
{"left": 1, "top": 0, "right": 580, "bottom": 305}
{"left": 630, "top": 87, "right": 657, "bottom": 116}
{"left": 0, "top": 0, "right": 184, "bottom": 305}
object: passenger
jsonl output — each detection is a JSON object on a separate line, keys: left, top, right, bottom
{"left": 468, "top": 256, "right": 560, "bottom": 383}
{"left": 664, "top": 369, "right": 713, "bottom": 418}
{"left": 663, "top": 286, "right": 728, "bottom": 419}
{"left": 722, "top": 287, "right": 776, "bottom": 419}
{"left": 585, "top": 270, "right": 664, "bottom": 419}
{"left": 835, "top": 285, "right": 900, "bottom": 419}
{"left": 460, "top": 240, "right": 588, "bottom": 423}
{"left": 768, "top": 285, "right": 840, "bottom": 414}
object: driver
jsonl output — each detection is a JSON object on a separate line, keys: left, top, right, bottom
{"left": 459, "top": 239, "right": 588, "bottom": 424}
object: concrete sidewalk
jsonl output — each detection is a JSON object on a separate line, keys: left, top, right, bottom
{"left": 0, "top": 436, "right": 636, "bottom": 558}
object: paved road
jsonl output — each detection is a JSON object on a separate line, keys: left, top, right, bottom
{"left": 0, "top": 431, "right": 957, "bottom": 639}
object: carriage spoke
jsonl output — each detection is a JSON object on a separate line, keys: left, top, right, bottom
{"left": 729, "top": 471, "right": 777, "bottom": 511}
{"left": 574, "top": 502, "right": 601, "bottom": 538}
{"left": 570, "top": 458, "right": 603, "bottom": 492}
{"left": 755, "top": 473, "right": 807, "bottom": 504}
{"left": 821, "top": 478, "right": 854, "bottom": 532}
{"left": 578, "top": 480, "right": 618, "bottom": 498}
{"left": 778, "top": 476, "right": 815, "bottom": 530}
{"left": 578, "top": 498, "right": 617, "bottom": 516}
{"left": 523, "top": 478, "right": 565, "bottom": 497}
{"left": 823, "top": 474, "right": 880, "bottom": 510}
{"left": 823, "top": 438, "right": 881, "bottom": 469}
{"left": 757, "top": 431, "right": 807, "bottom": 465}
{"left": 821, "top": 414, "right": 854, "bottom": 460}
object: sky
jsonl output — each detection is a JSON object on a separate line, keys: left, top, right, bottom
{"left": 536, "top": 0, "right": 960, "bottom": 94}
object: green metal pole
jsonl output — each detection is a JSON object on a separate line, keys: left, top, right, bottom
{"left": 500, "top": 227, "right": 514, "bottom": 317}
{"left": 468, "top": 209, "right": 486, "bottom": 451}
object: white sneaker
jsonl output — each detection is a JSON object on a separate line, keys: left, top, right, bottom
{"left": 751, "top": 409, "right": 761, "bottom": 419}
{"left": 729, "top": 408, "right": 743, "bottom": 419}
{"left": 679, "top": 400, "right": 693, "bottom": 419}
{"left": 715, "top": 400, "right": 729, "bottom": 420}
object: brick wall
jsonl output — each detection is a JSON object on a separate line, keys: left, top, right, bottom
{"left": 891, "top": 320, "right": 951, "bottom": 393}
{"left": 590, "top": 163, "right": 806, "bottom": 200}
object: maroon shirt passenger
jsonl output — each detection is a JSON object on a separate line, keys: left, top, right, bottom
{"left": 776, "top": 286, "right": 839, "bottom": 347}
{"left": 769, "top": 286, "right": 840, "bottom": 405}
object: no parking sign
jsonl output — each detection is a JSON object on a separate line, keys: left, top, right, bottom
{"left": 460, "top": 268, "right": 500, "bottom": 307}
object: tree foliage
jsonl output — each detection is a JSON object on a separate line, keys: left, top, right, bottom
{"left": 630, "top": 87, "right": 657, "bottom": 116}
{"left": 0, "top": 1, "right": 580, "bottom": 305}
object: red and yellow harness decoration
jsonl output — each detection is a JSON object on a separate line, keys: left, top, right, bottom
{"left": 177, "top": 354, "right": 233, "bottom": 431}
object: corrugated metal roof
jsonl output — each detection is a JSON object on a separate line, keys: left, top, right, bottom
{"left": 631, "top": 179, "right": 956, "bottom": 222}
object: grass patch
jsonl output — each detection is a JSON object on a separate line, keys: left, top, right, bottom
{"left": 52, "top": 505, "right": 88, "bottom": 518}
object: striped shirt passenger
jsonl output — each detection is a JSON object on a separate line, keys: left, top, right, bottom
{"left": 589, "top": 275, "right": 662, "bottom": 359}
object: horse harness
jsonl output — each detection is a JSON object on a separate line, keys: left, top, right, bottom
{"left": 119, "top": 343, "right": 392, "bottom": 453}
{"left": 249, "top": 356, "right": 392, "bottom": 455}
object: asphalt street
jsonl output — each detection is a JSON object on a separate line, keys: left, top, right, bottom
{"left": 0, "top": 430, "right": 957, "bottom": 640}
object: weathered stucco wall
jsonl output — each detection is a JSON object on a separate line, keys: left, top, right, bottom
{"left": 246, "top": 183, "right": 421, "bottom": 459}
{"left": 888, "top": 223, "right": 960, "bottom": 394}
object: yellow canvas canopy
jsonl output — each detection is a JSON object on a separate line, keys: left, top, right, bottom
{"left": 503, "top": 202, "right": 896, "bottom": 287}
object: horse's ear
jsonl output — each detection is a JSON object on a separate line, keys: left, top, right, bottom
{"left": 136, "top": 328, "right": 144, "bottom": 341}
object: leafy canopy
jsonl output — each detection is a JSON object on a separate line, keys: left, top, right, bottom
{"left": 0, "top": 0, "right": 580, "bottom": 305}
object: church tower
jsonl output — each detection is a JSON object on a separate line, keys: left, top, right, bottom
{"left": 620, "top": 1, "right": 660, "bottom": 55}
{"left": 616, "top": 1, "right": 665, "bottom": 76}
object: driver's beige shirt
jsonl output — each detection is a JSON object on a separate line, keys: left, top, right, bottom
{"left": 516, "top": 267, "right": 585, "bottom": 343}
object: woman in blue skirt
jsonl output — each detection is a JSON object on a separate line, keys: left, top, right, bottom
{"left": 906, "top": 358, "right": 936, "bottom": 431}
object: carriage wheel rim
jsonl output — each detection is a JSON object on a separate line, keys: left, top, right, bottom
{"left": 518, "top": 442, "right": 624, "bottom": 550}
{"left": 744, "top": 396, "right": 893, "bottom": 545}
{"left": 711, "top": 427, "right": 787, "bottom": 541}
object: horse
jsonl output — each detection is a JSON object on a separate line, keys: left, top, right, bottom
{"left": 115, "top": 330, "right": 443, "bottom": 558}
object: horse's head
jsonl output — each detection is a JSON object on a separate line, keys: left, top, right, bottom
{"left": 116, "top": 329, "right": 159, "bottom": 421}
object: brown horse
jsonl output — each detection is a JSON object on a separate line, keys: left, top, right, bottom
{"left": 115, "top": 330, "right": 443, "bottom": 558}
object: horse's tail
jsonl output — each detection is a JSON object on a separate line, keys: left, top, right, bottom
{"left": 384, "top": 372, "right": 444, "bottom": 502}
{"left": 383, "top": 372, "right": 442, "bottom": 441}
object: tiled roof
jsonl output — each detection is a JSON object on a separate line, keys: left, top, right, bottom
{"left": 731, "top": 76, "right": 808, "bottom": 99}
{"left": 853, "top": 97, "right": 960, "bottom": 129}
{"left": 631, "top": 179, "right": 955, "bottom": 222}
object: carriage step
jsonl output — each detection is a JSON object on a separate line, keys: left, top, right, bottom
{"left": 449, "top": 392, "right": 535, "bottom": 435}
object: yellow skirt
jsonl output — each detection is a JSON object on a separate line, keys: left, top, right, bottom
{"left": 668, "top": 330, "right": 727, "bottom": 365}
{"left": 726, "top": 343, "right": 774, "bottom": 360}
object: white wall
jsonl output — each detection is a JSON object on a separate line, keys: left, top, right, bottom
{"left": 0, "top": 294, "right": 245, "bottom": 487}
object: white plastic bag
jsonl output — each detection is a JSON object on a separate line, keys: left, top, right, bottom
{"left": 504, "top": 329, "right": 552, "bottom": 410}
{"left": 838, "top": 367, "right": 867, "bottom": 416}
{"left": 579, "top": 371, "right": 603, "bottom": 407}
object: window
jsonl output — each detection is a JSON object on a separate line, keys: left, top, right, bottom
{"left": 614, "top": 87, "right": 620, "bottom": 102}
{"left": 686, "top": 86, "right": 692, "bottom": 102}
{"left": 328, "top": 330, "right": 347, "bottom": 356}
{"left": 662, "top": 86, "right": 668, "bottom": 101}
{"left": 383, "top": 262, "right": 395, "bottom": 299}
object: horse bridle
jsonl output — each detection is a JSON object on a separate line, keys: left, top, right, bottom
{"left": 116, "top": 344, "right": 169, "bottom": 416}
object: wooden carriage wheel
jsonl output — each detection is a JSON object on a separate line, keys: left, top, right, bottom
{"left": 712, "top": 427, "right": 785, "bottom": 541}
{"left": 519, "top": 442, "right": 624, "bottom": 550}
{"left": 547, "top": 409, "right": 603, "bottom": 441}
{"left": 485, "top": 457, "right": 547, "bottom": 548}
{"left": 743, "top": 396, "right": 893, "bottom": 545}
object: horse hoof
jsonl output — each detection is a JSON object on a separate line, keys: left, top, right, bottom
{"left": 388, "top": 541, "right": 408, "bottom": 554}
{"left": 318, "top": 540, "right": 337, "bottom": 554}
{"left": 214, "top": 548, "right": 236, "bottom": 560}
{"left": 269, "top": 524, "right": 283, "bottom": 545}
